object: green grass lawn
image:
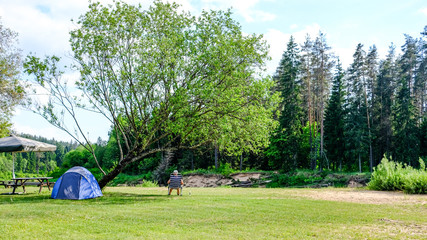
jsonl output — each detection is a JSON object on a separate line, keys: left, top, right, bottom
{"left": 0, "top": 187, "right": 426, "bottom": 239}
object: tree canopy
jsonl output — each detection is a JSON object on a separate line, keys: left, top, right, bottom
{"left": 0, "top": 20, "right": 26, "bottom": 137}
{"left": 24, "top": 1, "right": 279, "bottom": 188}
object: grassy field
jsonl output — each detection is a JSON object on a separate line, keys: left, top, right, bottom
{"left": 0, "top": 187, "right": 426, "bottom": 240}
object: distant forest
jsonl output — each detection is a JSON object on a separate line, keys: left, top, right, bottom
{"left": 1, "top": 26, "right": 426, "bottom": 180}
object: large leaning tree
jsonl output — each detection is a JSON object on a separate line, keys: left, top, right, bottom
{"left": 24, "top": 1, "right": 279, "bottom": 188}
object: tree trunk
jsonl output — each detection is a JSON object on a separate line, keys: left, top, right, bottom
{"left": 36, "top": 155, "right": 39, "bottom": 175}
{"left": 215, "top": 145, "right": 219, "bottom": 169}
{"left": 191, "top": 150, "right": 194, "bottom": 170}
{"left": 358, "top": 154, "right": 362, "bottom": 173}
{"left": 310, "top": 123, "right": 316, "bottom": 170}
{"left": 98, "top": 162, "right": 126, "bottom": 189}
{"left": 240, "top": 154, "right": 243, "bottom": 171}
{"left": 369, "top": 140, "right": 373, "bottom": 172}
{"left": 365, "top": 88, "right": 374, "bottom": 172}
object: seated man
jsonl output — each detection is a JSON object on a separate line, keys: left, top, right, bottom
{"left": 167, "top": 170, "right": 183, "bottom": 196}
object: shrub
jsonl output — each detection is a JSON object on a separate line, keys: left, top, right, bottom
{"left": 402, "top": 160, "right": 427, "bottom": 194}
{"left": 368, "top": 156, "right": 427, "bottom": 194}
{"left": 266, "top": 170, "right": 323, "bottom": 188}
{"left": 216, "top": 163, "right": 235, "bottom": 176}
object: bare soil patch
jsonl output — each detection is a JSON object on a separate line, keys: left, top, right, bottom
{"left": 293, "top": 188, "right": 427, "bottom": 205}
{"left": 183, "top": 173, "right": 263, "bottom": 187}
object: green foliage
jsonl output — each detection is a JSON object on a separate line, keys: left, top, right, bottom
{"left": 0, "top": 20, "right": 27, "bottom": 137}
{"left": 266, "top": 170, "right": 370, "bottom": 188}
{"left": 48, "top": 167, "right": 67, "bottom": 180}
{"left": 418, "top": 116, "right": 427, "bottom": 158}
{"left": 0, "top": 169, "right": 46, "bottom": 180}
{"left": 214, "top": 163, "right": 234, "bottom": 176}
{"left": 368, "top": 156, "right": 427, "bottom": 194}
{"left": 61, "top": 146, "right": 92, "bottom": 169}
{"left": 344, "top": 43, "right": 370, "bottom": 172}
{"left": 392, "top": 35, "right": 420, "bottom": 166}
{"left": 324, "top": 62, "right": 346, "bottom": 171}
{"left": 182, "top": 163, "right": 234, "bottom": 176}
{"left": 24, "top": 0, "right": 279, "bottom": 188}
{"left": 181, "top": 168, "right": 215, "bottom": 175}
{"left": 371, "top": 45, "right": 395, "bottom": 167}
{"left": 267, "top": 170, "right": 323, "bottom": 188}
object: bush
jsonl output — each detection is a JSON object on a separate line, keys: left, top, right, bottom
{"left": 266, "top": 170, "right": 371, "bottom": 188}
{"left": 266, "top": 170, "right": 323, "bottom": 188}
{"left": 183, "top": 163, "right": 241, "bottom": 176}
{"left": 368, "top": 156, "right": 427, "bottom": 194}
{"left": 402, "top": 160, "right": 427, "bottom": 194}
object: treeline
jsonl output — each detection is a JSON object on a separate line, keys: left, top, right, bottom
{"left": 0, "top": 133, "right": 78, "bottom": 178}
{"left": 268, "top": 27, "right": 427, "bottom": 173}
{"left": 60, "top": 26, "right": 426, "bottom": 179}
{"left": 3, "top": 27, "right": 427, "bottom": 180}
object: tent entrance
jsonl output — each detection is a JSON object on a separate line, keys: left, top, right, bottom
{"left": 56, "top": 172, "right": 81, "bottom": 200}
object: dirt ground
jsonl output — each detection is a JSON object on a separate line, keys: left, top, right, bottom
{"left": 183, "top": 173, "right": 427, "bottom": 205}
{"left": 183, "top": 173, "right": 262, "bottom": 187}
{"left": 182, "top": 173, "right": 427, "bottom": 206}
{"left": 291, "top": 188, "right": 427, "bottom": 205}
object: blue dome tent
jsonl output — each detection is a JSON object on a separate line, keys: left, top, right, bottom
{"left": 51, "top": 166, "right": 103, "bottom": 200}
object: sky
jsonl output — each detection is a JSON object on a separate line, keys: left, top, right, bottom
{"left": 0, "top": 0, "right": 426, "bottom": 143}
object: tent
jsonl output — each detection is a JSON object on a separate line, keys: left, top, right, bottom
{"left": 0, "top": 135, "right": 57, "bottom": 178}
{"left": 51, "top": 166, "right": 103, "bottom": 200}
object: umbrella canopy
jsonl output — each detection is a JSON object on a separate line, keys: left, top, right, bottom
{"left": 0, "top": 135, "right": 57, "bottom": 178}
{"left": 0, "top": 135, "right": 57, "bottom": 153}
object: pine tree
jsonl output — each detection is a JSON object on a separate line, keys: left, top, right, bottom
{"left": 345, "top": 43, "right": 369, "bottom": 172}
{"left": 393, "top": 36, "right": 420, "bottom": 166}
{"left": 372, "top": 44, "right": 396, "bottom": 163}
{"left": 392, "top": 77, "right": 419, "bottom": 165}
{"left": 267, "top": 36, "right": 304, "bottom": 171}
{"left": 364, "top": 45, "right": 378, "bottom": 172}
{"left": 420, "top": 117, "right": 427, "bottom": 158}
{"left": 311, "top": 32, "right": 334, "bottom": 171}
{"left": 324, "top": 60, "right": 346, "bottom": 171}
{"left": 300, "top": 34, "right": 316, "bottom": 170}
{"left": 415, "top": 26, "right": 427, "bottom": 122}
{"left": 417, "top": 26, "right": 427, "bottom": 159}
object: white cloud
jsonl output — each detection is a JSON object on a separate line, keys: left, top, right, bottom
{"left": 252, "top": 10, "right": 276, "bottom": 22}
{"left": 0, "top": 3, "right": 74, "bottom": 56}
{"left": 333, "top": 47, "right": 356, "bottom": 69}
{"left": 12, "top": 122, "right": 70, "bottom": 142}
{"left": 0, "top": 0, "right": 154, "bottom": 56}
{"left": 419, "top": 7, "right": 427, "bottom": 16}
{"left": 290, "top": 24, "right": 298, "bottom": 30}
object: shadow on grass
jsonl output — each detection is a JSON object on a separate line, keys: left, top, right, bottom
{"left": 0, "top": 191, "right": 171, "bottom": 205}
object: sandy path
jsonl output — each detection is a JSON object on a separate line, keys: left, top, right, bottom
{"left": 292, "top": 188, "right": 427, "bottom": 205}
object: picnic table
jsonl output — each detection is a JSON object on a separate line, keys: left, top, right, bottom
{"left": 1, "top": 177, "right": 54, "bottom": 195}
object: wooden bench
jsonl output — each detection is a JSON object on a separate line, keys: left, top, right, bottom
{"left": 0, "top": 181, "right": 15, "bottom": 188}
{"left": 1, "top": 178, "right": 55, "bottom": 194}
{"left": 21, "top": 181, "right": 56, "bottom": 193}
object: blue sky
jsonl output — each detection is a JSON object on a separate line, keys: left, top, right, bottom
{"left": 0, "top": 0, "right": 426, "bottom": 142}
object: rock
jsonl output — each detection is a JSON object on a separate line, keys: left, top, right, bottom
{"left": 348, "top": 180, "right": 364, "bottom": 188}
{"left": 182, "top": 172, "right": 266, "bottom": 187}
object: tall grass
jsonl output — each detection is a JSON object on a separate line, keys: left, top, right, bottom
{"left": 368, "top": 156, "right": 427, "bottom": 194}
